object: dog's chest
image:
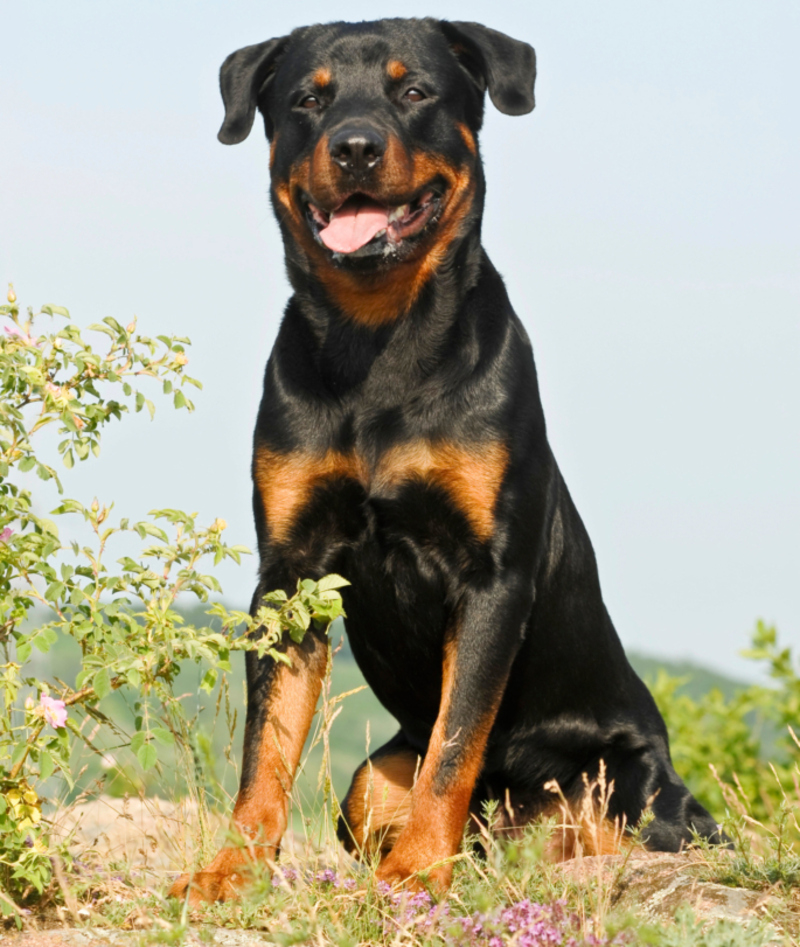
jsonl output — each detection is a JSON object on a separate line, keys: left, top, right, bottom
{"left": 254, "top": 435, "right": 508, "bottom": 548}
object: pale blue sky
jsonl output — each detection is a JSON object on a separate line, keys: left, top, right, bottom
{"left": 2, "top": 1, "right": 798, "bottom": 679}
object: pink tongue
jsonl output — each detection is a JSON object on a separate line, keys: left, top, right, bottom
{"left": 319, "top": 201, "right": 390, "bottom": 253}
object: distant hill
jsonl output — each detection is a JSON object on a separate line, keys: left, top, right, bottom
{"left": 627, "top": 651, "right": 744, "bottom": 700}
{"left": 23, "top": 605, "right": 748, "bottom": 804}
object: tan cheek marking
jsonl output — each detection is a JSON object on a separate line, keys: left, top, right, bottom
{"left": 387, "top": 59, "right": 407, "bottom": 80}
{"left": 375, "top": 440, "right": 508, "bottom": 541}
{"left": 269, "top": 133, "right": 279, "bottom": 170}
{"left": 254, "top": 446, "right": 367, "bottom": 543}
{"left": 457, "top": 122, "right": 476, "bottom": 155}
{"left": 312, "top": 151, "right": 475, "bottom": 327}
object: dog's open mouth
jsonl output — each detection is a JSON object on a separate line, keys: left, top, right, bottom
{"left": 305, "top": 190, "right": 441, "bottom": 259}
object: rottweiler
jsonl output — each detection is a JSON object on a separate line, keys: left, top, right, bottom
{"left": 169, "top": 17, "right": 722, "bottom": 903}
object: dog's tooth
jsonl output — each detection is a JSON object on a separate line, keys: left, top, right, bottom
{"left": 388, "top": 204, "right": 409, "bottom": 222}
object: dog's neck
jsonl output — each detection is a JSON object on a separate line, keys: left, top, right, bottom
{"left": 283, "top": 229, "right": 487, "bottom": 396}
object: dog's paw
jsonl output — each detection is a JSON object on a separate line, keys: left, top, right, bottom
{"left": 167, "top": 846, "right": 272, "bottom": 904}
{"left": 167, "top": 869, "right": 242, "bottom": 904}
{"left": 375, "top": 851, "right": 453, "bottom": 894}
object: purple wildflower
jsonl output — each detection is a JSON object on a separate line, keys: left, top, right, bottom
{"left": 385, "top": 894, "right": 624, "bottom": 946}
{"left": 315, "top": 868, "right": 340, "bottom": 886}
{"left": 271, "top": 867, "right": 299, "bottom": 888}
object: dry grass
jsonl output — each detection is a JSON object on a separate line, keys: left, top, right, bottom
{"left": 7, "top": 666, "right": 799, "bottom": 946}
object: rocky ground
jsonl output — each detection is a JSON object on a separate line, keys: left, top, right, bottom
{"left": 3, "top": 798, "right": 795, "bottom": 945}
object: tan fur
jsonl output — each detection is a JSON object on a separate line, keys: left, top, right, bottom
{"left": 376, "top": 440, "right": 508, "bottom": 541}
{"left": 457, "top": 122, "right": 477, "bottom": 155}
{"left": 254, "top": 440, "right": 507, "bottom": 544}
{"left": 272, "top": 133, "right": 476, "bottom": 326}
{"left": 387, "top": 59, "right": 408, "bottom": 80}
{"left": 313, "top": 66, "right": 332, "bottom": 87}
{"left": 253, "top": 446, "right": 367, "bottom": 543}
{"left": 168, "top": 635, "right": 328, "bottom": 905}
{"left": 341, "top": 747, "right": 420, "bottom": 856}
{"left": 374, "top": 637, "right": 504, "bottom": 891}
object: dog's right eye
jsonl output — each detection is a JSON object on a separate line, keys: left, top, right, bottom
{"left": 299, "top": 95, "right": 320, "bottom": 110}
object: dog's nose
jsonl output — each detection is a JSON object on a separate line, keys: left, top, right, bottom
{"left": 328, "top": 127, "right": 385, "bottom": 173}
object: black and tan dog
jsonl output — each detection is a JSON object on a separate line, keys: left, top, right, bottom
{"left": 170, "top": 18, "right": 722, "bottom": 903}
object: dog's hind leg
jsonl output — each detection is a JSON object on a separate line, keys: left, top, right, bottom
{"left": 337, "top": 732, "right": 421, "bottom": 860}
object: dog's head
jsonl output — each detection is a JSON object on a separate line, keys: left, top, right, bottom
{"left": 218, "top": 19, "right": 535, "bottom": 324}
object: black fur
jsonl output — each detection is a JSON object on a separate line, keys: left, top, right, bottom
{"left": 225, "top": 17, "right": 722, "bottom": 863}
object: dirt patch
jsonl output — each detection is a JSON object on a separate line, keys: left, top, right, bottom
{"left": 47, "top": 795, "right": 227, "bottom": 874}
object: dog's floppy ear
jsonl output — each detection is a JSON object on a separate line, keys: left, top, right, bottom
{"left": 218, "top": 36, "right": 289, "bottom": 144}
{"left": 440, "top": 21, "right": 536, "bottom": 116}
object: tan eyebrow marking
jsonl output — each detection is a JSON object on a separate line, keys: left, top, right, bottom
{"left": 313, "top": 66, "right": 332, "bottom": 87}
{"left": 387, "top": 60, "right": 408, "bottom": 80}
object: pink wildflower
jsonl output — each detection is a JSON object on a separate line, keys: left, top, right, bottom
{"left": 0, "top": 527, "right": 13, "bottom": 543}
{"left": 40, "top": 694, "right": 67, "bottom": 729}
{"left": 3, "top": 324, "right": 40, "bottom": 347}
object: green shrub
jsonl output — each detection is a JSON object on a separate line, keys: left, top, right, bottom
{"left": 650, "top": 621, "right": 799, "bottom": 836}
{"left": 0, "top": 288, "right": 346, "bottom": 908}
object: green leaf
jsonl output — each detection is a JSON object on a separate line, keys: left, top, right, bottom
{"left": 173, "top": 390, "right": 186, "bottom": 409}
{"left": 42, "top": 304, "right": 70, "bottom": 318}
{"left": 44, "top": 581, "right": 66, "bottom": 603}
{"left": 130, "top": 731, "right": 146, "bottom": 754}
{"left": 135, "top": 522, "right": 169, "bottom": 543}
{"left": 200, "top": 668, "right": 218, "bottom": 694}
{"left": 152, "top": 727, "right": 174, "bottom": 747}
{"left": 317, "top": 574, "right": 350, "bottom": 592}
{"left": 137, "top": 743, "right": 158, "bottom": 771}
{"left": 103, "top": 316, "right": 123, "bottom": 334}
{"left": 52, "top": 499, "right": 84, "bottom": 515}
{"left": 39, "top": 751, "right": 55, "bottom": 781}
{"left": 11, "top": 742, "right": 27, "bottom": 767}
{"left": 18, "top": 456, "right": 36, "bottom": 473}
{"left": 63, "top": 449, "right": 75, "bottom": 469}
{"left": 33, "top": 629, "right": 59, "bottom": 661}
{"left": 94, "top": 668, "right": 111, "bottom": 700}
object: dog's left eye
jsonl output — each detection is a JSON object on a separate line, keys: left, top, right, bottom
{"left": 299, "top": 95, "right": 320, "bottom": 110}
{"left": 403, "top": 88, "right": 426, "bottom": 103}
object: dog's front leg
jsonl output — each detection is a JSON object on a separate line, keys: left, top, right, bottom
{"left": 375, "top": 581, "right": 531, "bottom": 892}
{"left": 168, "top": 616, "right": 328, "bottom": 903}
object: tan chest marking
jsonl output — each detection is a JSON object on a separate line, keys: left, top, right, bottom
{"left": 374, "top": 440, "right": 509, "bottom": 541}
{"left": 254, "top": 447, "right": 367, "bottom": 544}
{"left": 254, "top": 440, "right": 507, "bottom": 544}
